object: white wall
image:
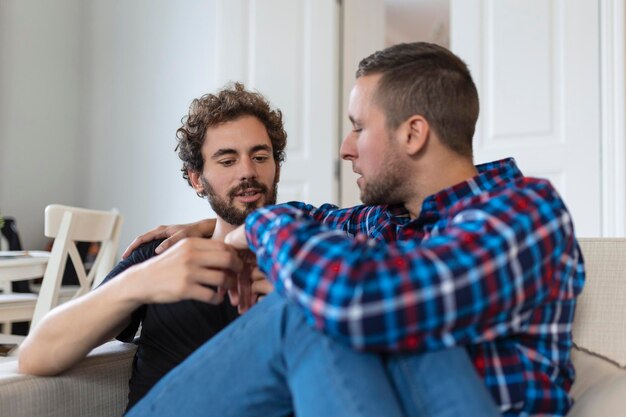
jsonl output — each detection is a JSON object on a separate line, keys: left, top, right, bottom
{"left": 83, "top": 0, "right": 220, "bottom": 249}
{"left": 1, "top": 0, "right": 342, "bottom": 252}
{"left": 0, "top": 0, "right": 221, "bottom": 250}
{"left": 0, "top": 0, "right": 84, "bottom": 249}
{"left": 5, "top": 1, "right": 622, "bottom": 249}
{"left": 340, "top": 0, "right": 385, "bottom": 208}
{"left": 385, "top": 0, "right": 449, "bottom": 47}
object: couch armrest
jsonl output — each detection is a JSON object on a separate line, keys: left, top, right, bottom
{"left": 0, "top": 340, "right": 136, "bottom": 417}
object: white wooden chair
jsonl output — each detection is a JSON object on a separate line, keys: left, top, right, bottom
{"left": 0, "top": 204, "right": 123, "bottom": 338}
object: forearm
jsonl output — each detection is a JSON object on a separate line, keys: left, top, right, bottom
{"left": 18, "top": 268, "right": 144, "bottom": 375}
{"left": 19, "top": 235, "right": 240, "bottom": 375}
{"left": 248, "top": 202, "right": 378, "bottom": 238}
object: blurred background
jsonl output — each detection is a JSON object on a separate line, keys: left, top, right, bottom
{"left": 1, "top": 0, "right": 624, "bottom": 253}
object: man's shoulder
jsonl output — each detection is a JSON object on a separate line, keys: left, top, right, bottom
{"left": 504, "top": 175, "right": 567, "bottom": 211}
{"left": 450, "top": 175, "right": 572, "bottom": 234}
{"left": 100, "top": 238, "right": 165, "bottom": 286}
{"left": 127, "top": 238, "right": 166, "bottom": 262}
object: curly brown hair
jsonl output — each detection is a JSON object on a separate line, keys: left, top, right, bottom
{"left": 176, "top": 82, "right": 287, "bottom": 188}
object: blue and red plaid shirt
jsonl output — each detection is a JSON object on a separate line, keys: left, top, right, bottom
{"left": 245, "top": 158, "right": 585, "bottom": 416}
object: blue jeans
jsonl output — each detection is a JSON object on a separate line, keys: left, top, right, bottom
{"left": 127, "top": 292, "right": 500, "bottom": 417}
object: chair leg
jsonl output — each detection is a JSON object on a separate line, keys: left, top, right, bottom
{"left": 0, "top": 321, "right": 12, "bottom": 335}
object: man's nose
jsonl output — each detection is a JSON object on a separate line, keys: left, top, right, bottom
{"left": 238, "top": 157, "right": 258, "bottom": 180}
{"left": 340, "top": 132, "right": 356, "bottom": 161}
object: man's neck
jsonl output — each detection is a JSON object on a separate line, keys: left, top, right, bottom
{"left": 211, "top": 218, "right": 238, "bottom": 241}
{"left": 403, "top": 153, "right": 478, "bottom": 219}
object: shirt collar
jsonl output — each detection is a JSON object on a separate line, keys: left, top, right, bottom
{"left": 424, "top": 157, "right": 523, "bottom": 214}
{"left": 383, "top": 158, "right": 523, "bottom": 225}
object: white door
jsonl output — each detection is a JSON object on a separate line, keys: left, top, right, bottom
{"left": 451, "top": 0, "right": 602, "bottom": 237}
{"left": 214, "top": 0, "right": 340, "bottom": 206}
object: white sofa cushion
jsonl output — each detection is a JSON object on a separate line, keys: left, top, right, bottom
{"left": 574, "top": 238, "right": 626, "bottom": 367}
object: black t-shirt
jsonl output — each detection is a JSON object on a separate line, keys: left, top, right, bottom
{"left": 100, "top": 239, "right": 239, "bottom": 411}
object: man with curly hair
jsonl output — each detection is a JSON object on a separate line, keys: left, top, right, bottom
{"left": 18, "top": 83, "right": 287, "bottom": 411}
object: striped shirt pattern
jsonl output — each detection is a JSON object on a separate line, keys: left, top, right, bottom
{"left": 245, "top": 158, "right": 585, "bottom": 416}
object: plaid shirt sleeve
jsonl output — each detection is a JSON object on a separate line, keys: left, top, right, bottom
{"left": 267, "top": 201, "right": 385, "bottom": 237}
{"left": 245, "top": 185, "right": 582, "bottom": 352}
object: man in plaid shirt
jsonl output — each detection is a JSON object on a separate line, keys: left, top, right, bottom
{"left": 129, "top": 42, "right": 584, "bottom": 417}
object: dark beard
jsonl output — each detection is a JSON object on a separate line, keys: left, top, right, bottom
{"left": 201, "top": 177, "right": 278, "bottom": 225}
{"left": 360, "top": 160, "right": 404, "bottom": 206}
{"left": 361, "top": 177, "right": 402, "bottom": 205}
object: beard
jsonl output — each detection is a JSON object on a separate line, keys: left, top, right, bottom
{"left": 359, "top": 146, "right": 406, "bottom": 206}
{"left": 200, "top": 176, "right": 278, "bottom": 226}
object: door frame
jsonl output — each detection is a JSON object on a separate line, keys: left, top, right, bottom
{"left": 600, "top": 0, "right": 626, "bottom": 236}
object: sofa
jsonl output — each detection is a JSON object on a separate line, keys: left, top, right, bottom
{"left": 0, "top": 238, "right": 624, "bottom": 416}
{"left": 0, "top": 340, "right": 135, "bottom": 417}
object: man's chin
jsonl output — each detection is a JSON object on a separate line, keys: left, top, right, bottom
{"left": 360, "top": 189, "right": 389, "bottom": 206}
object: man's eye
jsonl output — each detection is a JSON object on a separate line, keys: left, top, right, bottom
{"left": 253, "top": 155, "right": 270, "bottom": 163}
{"left": 353, "top": 128, "right": 363, "bottom": 133}
{"left": 219, "top": 160, "right": 236, "bottom": 167}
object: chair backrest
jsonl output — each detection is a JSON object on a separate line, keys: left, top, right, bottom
{"left": 30, "top": 204, "right": 123, "bottom": 329}
{"left": 573, "top": 238, "right": 626, "bottom": 367}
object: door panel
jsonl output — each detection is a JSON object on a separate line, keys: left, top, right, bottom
{"left": 214, "top": 0, "right": 340, "bottom": 206}
{"left": 451, "top": 0, "right": 601, "bottom": 236}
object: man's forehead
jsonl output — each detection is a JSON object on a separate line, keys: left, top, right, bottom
{"left": 353, "top": 74, "right": 382, "bottom": 95}
{"left": 202, "top": 116, "right": 273, "bottom": 153}
{"left": 349, "top": 74, "right": 384, "bottom": 118}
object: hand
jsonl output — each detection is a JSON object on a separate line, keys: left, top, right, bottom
{"left": 122, "top": 219, "right": 217, "bottom": 258}
{"left": 229, "top": 253, "right": 274, "bottom": 313}
{"left": 251, "top": 266, "right": 274, "bottom": 303}
{"left": 126, "top": 237, "right": 242, "bottom": 305}
{"left": 224, "top": 225, "right": 248, "bottom": 250}
{"left": 229, "top": 250, "right": 256, "bottom": 314}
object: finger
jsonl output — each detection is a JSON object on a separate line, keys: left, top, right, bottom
{"left": 208, "top": 288, "right": 224, "bottom": 305}
{"left": 238, "top": 275, "right": 252, "bottom": 313}
{"left": 154, "top": 219, "right": 218, "bottom": 254}
{"left": 251, "top": 279, "right": 273, "bottom": 296}
{"left": 221, "top": 272, "right": 238, "bottom": 292}
{"left": 237, "top": 256, "right": 254, "bottom": 313}
{"left": 173, "top": 239, "right": 245, "bottom": 272}
{"left": 122, "top": 227, "right": 167, "bottom": 258}
{"left": 194, "top": 249, "right": 244, "bottom": 272}
{"left": 237, "top": 249, "right": 257, "bottom": 265}
{"left": 228, "top": 288, "right": 240, "bottom": 307}
{"left": 187, "top": 284, "right": 223, "bottom": 305}
{"left": 181, "top": 237, "right": 234, "bottom": 252}
{"left": 224, "top": 226, "right": 249, "bottom": 250}
{"left": 250, "top": 267, "right": 266, "bottom": 282}
{"left": 191, "top": 268, "right": 238, "bottom": 289}
{"left": 155, "top": 230, "right": 188, "bottom": 254}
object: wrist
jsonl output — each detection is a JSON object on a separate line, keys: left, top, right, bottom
{"left": 114, "top": 264, "right": 152, "bottom": 306}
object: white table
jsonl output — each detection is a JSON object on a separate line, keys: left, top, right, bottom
{"left": 0, "top": 251, "right": 50, "bottom": 293}
{"left": 0, "top": 251, "right": 50, "bottom": 338}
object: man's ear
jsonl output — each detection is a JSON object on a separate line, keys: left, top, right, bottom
{"left": 397, "top": 115, "right": 430, "bottom": 156}
{"left": 188, "top": 170, "right": 205, "bottom": 195}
